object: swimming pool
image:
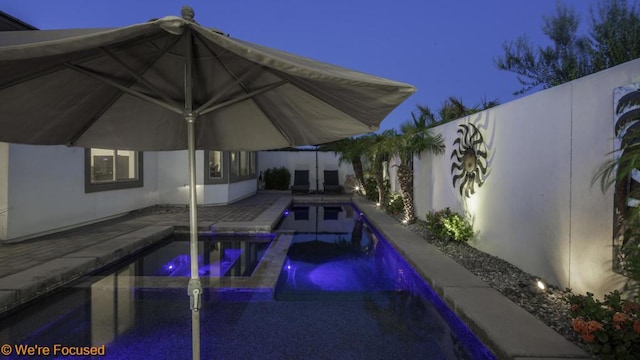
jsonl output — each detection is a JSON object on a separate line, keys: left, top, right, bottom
{"left": 130, "top": 234, "right": 272, "bottom": 277}
{"left": 0, "top": 203, "right": 495, "bottom": 359}
{"left": 275, "top": 204, "right": 496, "bottom": 359}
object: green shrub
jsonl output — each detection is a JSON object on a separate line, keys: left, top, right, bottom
{"left": 425, "top": 207, "right": 473, "bottom": 242}
{"left": 387, "top": 192, "right": 404, "bottom": 217}
{"left": 363, "top": 177, "right": 390, "bottom": 203}
{"left": 264, "top": 167, "right": 291, "bottom": 190}
{"left": 567, "top": 290, "right": 640, "bottom": 358}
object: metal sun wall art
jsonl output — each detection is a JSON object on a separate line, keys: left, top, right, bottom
{"left": 613, "top": 83, "right": 640, "bottom": 274}
{"left": 450, "top": 123, "right": 487, "bottom": 197}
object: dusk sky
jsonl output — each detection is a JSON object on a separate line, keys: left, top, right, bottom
{"left": 3, "top": 0, "right": 596, "bottom": 131}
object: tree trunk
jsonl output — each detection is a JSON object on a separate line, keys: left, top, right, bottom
{"left": 352, "top": 157, "right": 365, "bottom": 193}
{"left": 397, "top": 162, "right": 415, "bottom": 222}
{"left": 373, "top": 157, "right": 386, "bottom": 207}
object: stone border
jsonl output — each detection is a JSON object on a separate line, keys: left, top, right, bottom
{"left": 353, "top": 197, "right": 589, "bottom": 359}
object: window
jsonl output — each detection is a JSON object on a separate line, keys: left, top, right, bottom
{"left": 85, "top": 148, "right": 143, "bottom": 193}
{"left": 208, "top": 151, "right": 223, "bottom": 179}
{"left": 204, "top": 151, "right": 256, "bottom": 184}
{"left": 230, "top": 152, "right": 239, "bottom": 178}
{"left": 232, "top": 151, "right": 256, "bottom": 180}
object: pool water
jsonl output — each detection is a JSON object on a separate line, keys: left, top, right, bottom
{"left": 1, "top": 288, "right": 477, "bottom": 359}
{"left": 275, "top": 204, "right": 496, "bottom": 359}
{"left": 132, "top": 234, "right": 272, "bottom": 277}
{"left": 276, "top": 205, "right": 386, "bottom": 293}
{"left": 0, "top": 203, "right": 496, "bottom": 360}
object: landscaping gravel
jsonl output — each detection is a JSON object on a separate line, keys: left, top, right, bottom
{"left": 405, "top": 219, "right": 591, "bottom": 354}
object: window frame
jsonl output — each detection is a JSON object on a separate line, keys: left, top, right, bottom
{"left": 84, "top": 149, "right": 144, "bottom": 193}
{"left": 204, "top": 151, "right": 229, "bottom": 185}
{"left": 203, "top": 150, "right": 257, "bottom": 184}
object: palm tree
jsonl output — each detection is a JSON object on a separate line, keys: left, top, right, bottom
{"left": 439, "top": 96, "right": 477, "bottom": 123}
{"left": 479, "top": 95, "right": 501, "bottom": 110}
{"left": 391, "top": 106, "right": 446, "bottom": 223}
{"left": 365, "top": 131, "right": 395, "bottom": 207}
{"left": 327, "top": 136, "right": 371, "bottom": 193}
{"left": 436, "top": 96, "right": 500, "bottom": 124}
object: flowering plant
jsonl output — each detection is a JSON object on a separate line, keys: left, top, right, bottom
{"left": 567, "top": 290, "right": 640, "bottom": 359}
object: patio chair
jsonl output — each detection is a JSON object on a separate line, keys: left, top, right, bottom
{"left": 291, "top": 170, "right": 310, "bottom": 194}
{"left": 323, "top": 170, "right": 344, "bottom": 195}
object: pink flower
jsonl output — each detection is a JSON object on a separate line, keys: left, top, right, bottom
{"left": 572, "top": 318, "right": 586, "bottom": 333}
{"left": 581, "top": 332, "right": 596, "bottom": 343}
{"left": 613, "top": 312, "right": 630, "bottom": 324}
{"left": 622, "top": 301, "right": 640, "bottom": 314}
{"left": 586, "top": 320, "right": 603, "bottom": 332}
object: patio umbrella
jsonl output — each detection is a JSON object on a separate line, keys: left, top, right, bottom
{"left": 0, "top": 7, "right": 415, "bottom": 359}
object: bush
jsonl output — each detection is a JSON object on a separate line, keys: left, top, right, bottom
{"left": 425, "top": 207, "right": 473, "bottom": 242}
{"left": 363, "top": 177, "right": 390, "bottom": 203}
{"left": 567, "top": 290, "right": 640, "bottom": 359}
{"left": 263, "top": 167, "right": 291, "bottom": 190}
{"left": 386, "top": 192, "right": 404, "bottom": 217}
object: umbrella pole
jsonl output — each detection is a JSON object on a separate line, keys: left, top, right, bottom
{"left": 187, "top": 115, "right": 201, "bottom": 360}
{"left": 183, "top": 19, "right": 202, "bottom": 360}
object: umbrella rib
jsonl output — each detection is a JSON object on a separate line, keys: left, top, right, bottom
{"left": 99, "top": 47, "right": 182, "bottom": 110}
{"left": 198, "top": 80, "right": 287, "bottom": 116}
{"left": 66, "top": 63, "right": 183, "bottom": 115}
{"left": 194, "top": 66, "right": 262, "bottom": 113}
{"left": 0, "top": 33, "right": 168, "bottom": 91}
{"left": 195, "top": 32, "right": 296, "bottom": 145}
{"left": 66, "top": 36, "right": 184, "bottom": 146}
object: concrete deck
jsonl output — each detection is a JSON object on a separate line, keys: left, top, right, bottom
{"left": 0, "top": 191, "right": 590, "bottom": 359}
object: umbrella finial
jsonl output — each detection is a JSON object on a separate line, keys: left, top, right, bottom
{"left": 181, "top": 6, "right": 195, "bottom": 21}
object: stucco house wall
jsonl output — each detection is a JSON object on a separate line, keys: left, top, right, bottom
{"left": 0, "top": 147, "right": 259, "bottom": 242}
{"left": 1, "top": 144, "right": 159, "bottom": 241}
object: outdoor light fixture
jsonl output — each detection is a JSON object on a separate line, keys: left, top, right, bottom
{"left": 355, "top": 186, "right": 360, "bottom": 191}
{"left": 376, "top": 202, "right": 381, "bottom": 207}
{"left": 529, "top": 278, "right": 547, "bottom": 294}
{"left": 402, "top": 219, "right": 408, "bottom": 224}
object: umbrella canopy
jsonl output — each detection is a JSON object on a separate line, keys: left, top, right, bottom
{"left": 0, "top": 7, "right": 415, "bottom": 359}
{"left": 0, "top": 11, "right": 415, "bottom": 150}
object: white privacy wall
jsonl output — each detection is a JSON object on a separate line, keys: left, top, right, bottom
{"left": 258, "top": 151, "right": 355, "bottom": 192}
{"left": 414, "top": 58, "right": 640, "bottom": 298}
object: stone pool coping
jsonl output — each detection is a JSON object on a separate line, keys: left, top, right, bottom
{"left": 0, "top": 194, "right": 590, "bottom": 359}
{"left": 352, "top": 197, "right": 590, "bottom": 360}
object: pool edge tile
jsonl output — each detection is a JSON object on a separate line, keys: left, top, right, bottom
{"left": 353, "top": 196, "right": 590, "bottom": 360}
